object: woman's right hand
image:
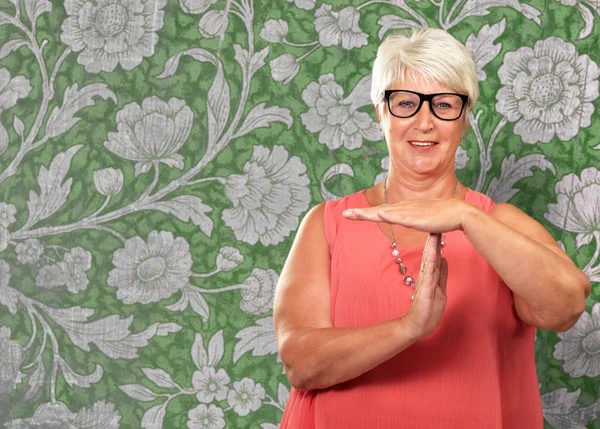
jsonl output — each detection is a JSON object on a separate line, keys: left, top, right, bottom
{"left": 402, "top": 233, "right": 448, "bottom": 339}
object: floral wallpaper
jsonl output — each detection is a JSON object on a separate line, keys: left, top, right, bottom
{"left": 0, "top": 0, "right": 599, "bottom": 428}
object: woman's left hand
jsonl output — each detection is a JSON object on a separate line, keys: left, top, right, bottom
{"left": 342, "top": 199, "right": 473, "bottom": 233}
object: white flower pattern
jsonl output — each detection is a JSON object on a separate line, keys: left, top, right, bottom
{"left": 36, "top": 264, "right": 66, "bottom": 289}
{"left": 239, "top": 268, "right": 278, "bottom": 315}
{"left": 93, "top": 168, "right": 124, "bottom": 196}
{"left": 226, "top": 377, "right": 265, "bottom": 417}
{"left": 553, "top": 302, "right": 600, "bottom": 377}
{"left": 222, "top": 145, "right": 310, "bottom": 246}
{"left": 4, "top": 400, "right": 121, "bottom": 428}
{"left": 198, "top": 10, "right": 229, "bottom": 38}
{"left": 259, "top": 19, "right": 289, "bottom": 43}
{"left": 0, "top": 68, "right": 32, "bottom": 111}
{"left": 541, "top": 387, "right": 600, "bottom": 428}
{"left": 104, "top": 97, "right": 193, "bottom": 176}
{"left": 0, "top": 326, "right": 24, "bottom": 396}
{"left": 15, "top": 239, "right": 44, "bottom": 265}
{"left": 286, "top": 0, "right": 315, "bottom": 10}
{"left": 374, "top": 156, "right": 390, "bottom": 185}
{"left": 314, "top": 4, "right": 368, "bottom": 50}
{"left": 0, "top": 202, "right": 16, "bottom": 227}
{"left": 192, "top": 367, "right": 230, "bottom": 403}
{"left": 186, "top": 404, "right": 226, "bottom": 429}
{"left": 0, "top": 226, "right": 8, "bottom": 252}
{"left": 62, "top": 262, "right": 90, "bottom": 294}
{"left": 544, "top": 167, "right": 600, "bottom": 249}
{"left": 301, "top": 73, "right": 380, "bottom": 150}
{"left": 496, "top": 37, "right": 600, "bottom": 143}
{"left": 60, "top": 0, "right": 167, "bottom": 73}
{"left": 179, "top": 0, "right": 218, "bottom": 14}
{"left": 107, "top": 230, "right": 193, "bottom": 304}
{"left": 0, "top": 262, "right": 9, "bottom": 289}
{"left": 64, "top": 247, "right": 93, "bottom": 272}
{"left": 215, "top": 247, "right": 244, "bottom": 272}
{"left": 269, "top": 54, "right": 300, "bottom": 85}
{"left": 0, "top": 267, "right": 12, "bottom": 291}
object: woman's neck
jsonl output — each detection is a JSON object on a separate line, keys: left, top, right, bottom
{"left": 383, "top": 169, "right": 459, "bottom": 203}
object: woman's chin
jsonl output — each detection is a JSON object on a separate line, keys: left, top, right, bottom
{"left": 403, "top": 158, "right": 447, "bottom": 176}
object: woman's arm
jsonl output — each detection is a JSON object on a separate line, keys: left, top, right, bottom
{"left": 462, "top": 202, "right": 590, "bottom": 331}
{"left": 274, "top": 203, "right": 446, "bottom": 391}
{"left": 343, "top": 197, "right": 590, "bottom": 333}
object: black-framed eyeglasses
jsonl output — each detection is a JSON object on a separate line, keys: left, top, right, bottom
{"left": 384, "top": 90, "right": 469, "bottom": 121}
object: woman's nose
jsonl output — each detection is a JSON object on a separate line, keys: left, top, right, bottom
{"left": 413, "top": 101, "right": 435, "bottom": 131}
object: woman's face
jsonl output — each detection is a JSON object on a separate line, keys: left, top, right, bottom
{"left": 376, "top": 73, "right": 468, "bottom": 178}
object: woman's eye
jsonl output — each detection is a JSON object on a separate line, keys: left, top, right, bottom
{"left": 396, "top": 101, "right": 415, "bottom": 108}
{"left": 434, "top": 102, "right": 451, "bottom": 109}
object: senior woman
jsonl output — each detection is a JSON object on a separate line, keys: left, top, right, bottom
{"left": 273, "top": 28, "right": 590, "bottom": 429}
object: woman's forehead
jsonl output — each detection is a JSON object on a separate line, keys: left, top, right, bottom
{"left": 390, "top": 71, "right": 454, "bottom": 94}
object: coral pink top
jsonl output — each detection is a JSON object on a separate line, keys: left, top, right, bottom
{"left": 280, "top": 189, "right": 542, "bottom": 429}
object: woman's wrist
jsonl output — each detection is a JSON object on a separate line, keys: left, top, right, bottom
{"left": 397, "top": 315, "right": 424, "bottom": 343}
{"left": 459, "top": 201, "right": 481, "bottom": 232}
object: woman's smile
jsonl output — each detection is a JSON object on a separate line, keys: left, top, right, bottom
{"left": 408, "top": 140, "right": 439, "bottom": 150}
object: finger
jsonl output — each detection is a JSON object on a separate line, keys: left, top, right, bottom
{"left": 377, "top": 206, "right": 442, "bottom": 230}
{"left": 376, "top": 209, "right": 409, "bottom": 226}
{"left": 427, "top": 233, "right": 441, "bottom": 271}
{"left": 438, "top": 258, "right": 449, "bottom": 297}
{"left": 341, "top": 208, "right": 383, "bottom": 222}
{"left": 430, "top": 233, "right": 442, "bottom": 282}
{"left": 416, "top": 234, "right": 441, "bottom": 298}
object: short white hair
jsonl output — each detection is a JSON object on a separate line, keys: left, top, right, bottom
{"left": 370, "top": 28, "right": 479, "bottom": 111}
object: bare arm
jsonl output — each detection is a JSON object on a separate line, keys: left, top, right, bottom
{"left": 274, "top": 203, "right": 446, "bottom": 391}
{"left": 342, "top": 197, "right": 591, "bottom": 333}
{"left": 463, "top": 203, "right": 590, "bottom": 331}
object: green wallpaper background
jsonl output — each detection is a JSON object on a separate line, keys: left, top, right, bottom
{"left": 0, "top": 0, "right": 599, "bottom": 427}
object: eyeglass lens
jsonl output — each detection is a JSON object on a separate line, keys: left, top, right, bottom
{"left": 388, "top": 91, "right": 464, "bottom": 120}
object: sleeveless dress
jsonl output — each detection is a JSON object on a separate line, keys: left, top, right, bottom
{"left": 280, "top": 188, "right": 543, "bottom": 429}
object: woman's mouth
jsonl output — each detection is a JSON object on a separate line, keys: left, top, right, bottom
{"left": 408, "top": 141, "right": 438, "bottom": 149}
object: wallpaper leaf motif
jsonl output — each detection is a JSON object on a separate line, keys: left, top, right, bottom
{"left": 321, "top": 163, "right": 355, "bottom": 200}
{"left": 23, "top": 0, "right": 51, "bottom": 31}
{"left": 235, "top": 103, "right": 293, "bottom": 138}
{"left": 0, "top": 40, "right": 28, "bottom": 60}
{"left": 207, "top": 62, "right": 231, "bottom": 149}
{"left": 465, "top": 19, "right": 506, "bottom": 81}
{"left": 24, "top": 145, "right": 81, "bottom": 229}
{"left": 486, "top": 153, "right": 556, "bottom": 203}
{"left": 233, "top": 317, "right": 278, "bottom": 363}
{"left": 376, "top": 15, "right": 421, "bottom": 39}
{"left": 57, "top": 357, "right": 103, "bottom": 389}
{"left": 156, "top": 48, "right": 217, "bottom": 79}
{"left": 149, "top": 196, "right": 214, "bottom": 237}
{"left": 541, "top": 387, "right": 600, "bottom": 428}
{"left": 45, "top": 84, "right": 117, "bottom": 139}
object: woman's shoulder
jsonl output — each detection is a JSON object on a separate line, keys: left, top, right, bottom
{"left": 464, "top": 188, "right": 496, "bottom": 214}
{"left": 320, "top": 190, "right": 371, "bottom": 249}
{"left": 299, "top": 190, "right": 368, "bottom": 234}
{"left": 324, "top": 190, "right": 370, "bottom": 213}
